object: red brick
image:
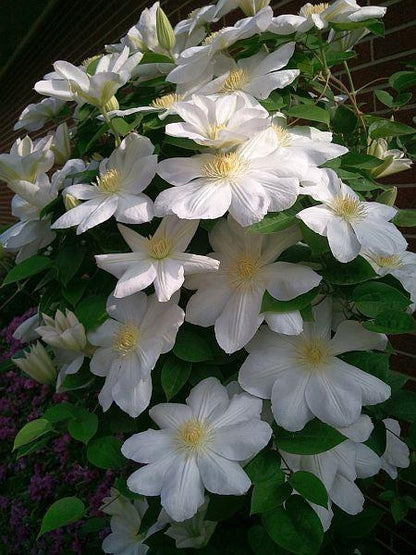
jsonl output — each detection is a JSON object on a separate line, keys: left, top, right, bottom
{"left": 374, "top": 24, "right": 416, "bottom": 60}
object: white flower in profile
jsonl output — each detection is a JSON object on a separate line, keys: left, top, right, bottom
{"left": 122, "top": 377, "right": 272, "bottom": 521}
{"left": 186, "top": 217, "right": 321, "bottom": 353}
{"left": 239, "top": 299, "right": 390, "bottom": 431}
{"left": 96, "top": 217, "right": 219, "bottom": 301}
{"left": 13, "top": 313, "right": 40, "bottom": 343}
{"left": 174, "top": 5, "right": 218, "bottom": 37}
{"left": 34, "top": 47, "right": 142, "bottom": 108}
{"left": 165, "top": 94, "right": 269, "bottom": 149}
{"left": 36, "top": 309, "right": 89, "bottom": 388}
{"left": 368, "top": 138, "right": 412, "bottom": 179}
{"left": 159, "top": 497, "right": 217, "bottom": 549}
{"left": 280, "top": 415, "right": 381, "bottom": 528}
{"left": 167, "top": 7, "right": 272, "bottom": 85}
{"left": 104, "top": 91, "right": 185, "bottom": 122}
{"left": 297, "top": 168, "right": 407, "bottom": 263}
{"left": 269, "top": 1, "right": 386, "bottom": 35}
{"left": 14, "top": 98, "right": 65, "bottom": 132}
{"left": 155, "top": 128, "right": 304, "bottom": 227}
{"left": 52, "top": 133, "right": 156, "bottom": 234}
{"left": 13, "top": 342, "right": 57, "bottom": 385}
{"left": 215, "top": 0, "right": 271, "bottom": 18}
{"left": 0, "top": 136, "right": 54, "bottom": 184}
{"left": 197, "top": 42, "right": 299, "bottom": 102}
{"left": 50, "top": 122, "right": 71, "bottom": 166}
{"left": 101, "top": 488, "right": 162, "bottom": 554}
{"left": 361, "top": 249, "right": 416, "bottom": 309}
{"left": 88, "top": 292, "right": 184, "bottom": 417}
{"left": 380, "top": 418, "right": 410, "bottom": 479}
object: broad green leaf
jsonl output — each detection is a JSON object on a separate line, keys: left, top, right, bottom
{"left": 13, "top": 418, "right": 52, "bottom": 451}
{"left": 276, "top": 419, "right": 346, "bottom": 455}
{"left": 332, "top": 505, "right": 383, "bottom": 538}
{"left": 173, "top": 329, "right": 213, "bottom": 362}
{"left": 352, "top": 281, "right": 411, "bottom": 317}
{"left": 68, "top": 410, "right": 98, "bottom": 444}
{"left": 54, "top": 243, "right": 86, "bottom": 286}
{"left": 341, "top": 152, "right": 383, "bottom": 169}
{"left": 44, "top": 402, "right": 76, "bottom": 423}
{"left": 332, "top": 105, "right": 358, "bottom": 134}
{"left": 3, "top": 255, "right": 52, "bottom": 285}
{"left": 161, "top": 356, "right": 192, "bottom": 400}
{"left": 251, "top": 480, "right": 292, "bottom": 514}
{"left": 364, "top": 419, "right": 386, "bottom": 456}
{"left": 164, "top": 136, "right": 207, "bottom": 151}
{"left": 389, "top": 71, "right": 416, "bottom": 92}
{"left": 289, "top": 471, "right": 328, "bottom": 508}
{"left": 261, "top": 287, "right": 320, "bottom": 314}
{"left": 287, "top": 104, "right": 330, "bottom": 126}
{"left": 394, "top": 209, "right": 416, "bottom": 227}
{"left": 245, "top": 451, "right": 283, "bottom": 484}
{"left": 385, "top": 390, "right": 416, "bottom": 422}
{"left": 248, "top": 525, "right": 286, "bottom": 555}
{"left": 375, "top": 90, "right": 394, "bottom": 108}
{"left": 87, "top": 436, "right": 125, "bottom": 469}
{"left": 369, "top": 119, "right": 416, "bottom": 139}
{"left": 363, "top": 310, "right": 416, "bottom": 334}
{"left": 262, "top": 495, "right": 324, "bottom": 555}
{"left": 391, "top": 497, "right": 410, "bottom": 523}
{"left": 205, "top": 495, "right": 245, "bottom": 521}
{"left": 249, "top": 212, "right": 297, "bottom": 234}
{"left": 321, "top": 256, "right": 376, "bottom": 285}
{"left": 39, "top": 497, "right": 85, "bottom": 537}
{"left": 300, "top": 223, "right": 329, "bottom": 255}
{"left": 75, "top": 296, "right": 108, "bottom": 330}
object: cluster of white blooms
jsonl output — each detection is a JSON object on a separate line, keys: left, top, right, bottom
{"left": 3, "top": 0, "right": 414, "bottom": 552}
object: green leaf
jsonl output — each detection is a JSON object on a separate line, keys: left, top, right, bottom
{"left": 245, "top": 451, "right": 283, "bottom": 484}
{"left": 161, "top": 356, "right": 192, "bottom": 400}
{"left": 332, "top": 505, "right": 383, "bottom": 538}
{"left": 340, "top": 351, "right": 406, "bottom": 392}
{"left": 87, "top": 436, "right": 125, "bottom": 469}
{"left": 13, "top": 418, "right": 52, "bottom": 451}
{"left": 164, "top": 136, "right": 207, "bottom": 151}
{"left": 276, "top": 419, "right": 346, "bottom": 455}
{"left": 352, "top": 281, "right": 411, "bottom": 317}
{"left": 3, "top": 255, "right": 52, "bottom": 285}
{"left": 300, "top": 223, "right": 329, "bottom": 255}
{"left": 248, "top": 525, "right": 286, "bottom": 555}
{"left": 289, "top": 471, "right": 328, "bottom": 508}
{"left": 365, "top": 419, "right": 386, "bottom": 456}
{"left": 75, "top": 296, "right": 108, "bottom": 330}
{"left": 393, "top": 209, "right": 416, "bottom": 227}
{"left": 332, "top": 105, "right": 358, "bottom": 134}
{"left": 363, "top": 310, "right": 416, "bottom": 334}
{"left": 385, "top": 390, "right": 416, "bottom": 422}
{"left": 369, "top": 119, "right": 416, "bottom": 139}
{"left": 341, "top": 152, "right": 384, "bottom": 169}
{"left": 262, "top": 495, "right": 324, "bottom": 555}
{"left": 321, "top": 256, "right": 376, "bottom": 285}
{"left": 44, "top": 402, "right": 76, "bottom": 423}
{"left": 391, "top": 497, "right": 409, "bottom": 523}
{"left": 39, "top": 497, "right": 85, "bottom": 537}
{"left": 68, "top": 410, "right": 98, "bottom": 444}
{"left": 249, "top": 211, "right": 297, "bottom": 234}
{"left": 389, "top": 71, "right": 416, "bottom": 92}
{"left": 54, "top": 243, "right": 86, "bottom": 286}
{"left": 251, "top": 480, "right": 292, "bottom": 514}
{"left": 287, "top": 104, "right": 330, "bottom": 126}
{"left": 173, "top": 329, "right": 213, "bottom": 362}
{"left": 375, "top": 90, "right": 394, "bottom": 108}
{"left": 261, "top": 287, "right": 319, "bottom": 314}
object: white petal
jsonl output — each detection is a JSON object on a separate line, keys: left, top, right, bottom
{"left": 106, "top": 292, "right": 148, "bottom": 323}
{"left": 185, "top": 280, "right": 232, "bottom": 327}
{"left": 297, "top": 205, "right": 334, "bottom": 236}
{"left": 211, "top": 420, "right": 271, "bottom": 461}
{"left": 264, "top": 311, "right": 303, "bottom": 335}
{"left": 331, "top": 320, "right": 387, "bottom": 355}
{"left": 149, "top": 403, "right": 193, "bottom": 429}
{"left": 113, "top": 370, "right": 152, "bottom": 417}
{"left": 157, "top": 156, "right": 205, "bottom": 186}
{"left": 122, "top": 429, "right": 175, "bottom": 463}
{"left": 228, "top": 177, "right": 269, "bottom": 227}
{"left": 265, "top": 262, "right": 321, "bottom": 301}
{"left": 115, "top": 193, "right": 153, "bottom": 224}
{"left": 211, "top": 392, "right": 263, "bottom": 427}
{"left": 338, "top": 414, "right": 373, "bottom": 443}
{"left": 114, "top": 263, "right": 157, "bottom": 298}
{"left": 186, "top": 377, "right": 229, "bottom": 420}
{"left": 271, "top": 368, "right": 313, "bottom": 431}
{"left": 355, "top": 444, "right": 381, "bottom": 479}
{"left": 153, "top": 259, "right": 185, "bottom": 302}
{"left": 327, "top": 218, "right": 360, "bottom": 263}
{"left": 198, "top": 451, "right": 251, "bottom": 495}
{"left": 336, "top": 359, "right": 391, "bottom": 406}
{"left": 77, "top": 196, "right": 119, "bottom": 233}
{"left": 127, "top": 453, "right": 178, "bottom": 496}
{"left": 330, "top": 475, "right": 364, "bottom": 515}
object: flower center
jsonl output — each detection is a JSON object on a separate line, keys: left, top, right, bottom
{"left": 82, "top": 55, "right": 101, "bottom": 71}
{"left": 202, "top": 31, "right": 221, "bottom": 46}
{"left": 113, "top": 323, "right": 140, "bottom": 355}
{"left": 148, "top": 236, "right": 172, "bottom": 259}
{"left": 273, "top": 125, "right": 292, "bottom": 147}
{"left": 373, "top": 254, "right": 403, "bottom": 269}
{"left": 207, "top": 123, "right": 228, "bottom": 140}
{"left": 187, "top": 8, "right": 199, "bottom": 19}
{"left": 220, "top": 69, "right": 250, "bottom": 93}
{"left": 299, "top": 2, "right": 329, "bottom": 17}
{"left": 297, "top": 338, "right": 332, "bottom": 370}
{"left": 330, "top": 195, "right": 367, "bottom": 222}
{"left": 176, "top": 419, "right": 212, "bottom": 453}
{"left": 96, "top": 169, "right": 122, "bottom": 193}
{"left": 151, "top": 93, "right": 183, "bottom": 109}
{"left": 202, "top": 152, "right": 247, "bottom": 180}
{"left": 227, "top": 255, "right": 261, "bottom": 288}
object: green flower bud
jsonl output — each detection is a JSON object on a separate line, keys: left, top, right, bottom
{"left": 156, "top": 7, "right": 176, "bottom": 53}
{"left": 64, "top": 193, "right": 82, "bottom": 211}
{"left": 376, "top": 186, "right": 398, "bottom": 207}
{"left": 104, "top": 95, "right": 120, "bottom": 112}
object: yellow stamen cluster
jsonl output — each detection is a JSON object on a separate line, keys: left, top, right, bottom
{"left": 207, "top": 123, "right": 228, "bottom": 140}
{"left": 82, "top": 55, "right": 101, "bottom": 68}
{"left": 297, "top": 338, "right": 331, "bottom": 369}
{"left": 96, "top": 169, "right": 122, "bottom": 193}
{"left": 273, "top": 125, "right": 292, "bottom": 147}
{"left": 220, "top": 69, "right": 250, "bottom": 93}
{"left": 330, "top": 195, "right": 367, "bottom": 222}
{"left": 151, "top": 93, "right": 183, "bottom": 109}
{"left": 202, "top": 152, "right": 247, "bottom": 180}
{"left": 113, "top": 324, "right": 140, "bottom": 355}
{"left": 176, "top": 419, "right": 211, "bottom": 453}
{"left": 148, "top": 236, "right": 172, "bottom": 259}
{"left": 299, "top": 3, "right": 329, "bottom": 18}
{"left": 228, "top": 255, "right": 261, "bottom": 288}
{"left": 202, "top": 31, "right": 221, "bottom": 46}
{"left": 373, "top": 254, "right": 403, "bottom": 269}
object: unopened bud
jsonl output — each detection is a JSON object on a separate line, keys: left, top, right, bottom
{"left": 51, "top": 122, "right": 71, "bottom": 165}
{"left": 156, "top": 7, "right": 176, "bottom": 53}
{"left": 104, "top": 96, "right": 119, "bottom": 113}
{"left": 376, "top": 186, "right": 398, "bottom": 207}
{"left": 64, "top": 193, "right": 81, "bottom": 211}
{"left": 13, "top": 342, "right": 57, "bottom": 384}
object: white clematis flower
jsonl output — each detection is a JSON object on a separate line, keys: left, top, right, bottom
{"left": 167, "top": 7, "right": 272, "bottom": 85}
{"left": 165, "top": 94, "right": 269, "bottom": 149}
{"left": 155, "top": 128, "right": 304, "bottom": 227}
{"left": 368, "top": 138, "right": 412, "bottom": 179}
{"left": 269, "top": 1, "right": 386, "bottom": 35}
{"left": 104, "top": 91, "right": 185, "bottom": 122}
{"left": 122, "top": 377, "right": 272, "bottom": 521}
{"left": 159, "top": 497, "right": 217, "bottom": 549}
{"left": 186, "top": 217, "right": 321, "bottom": 353}
{"left": 0, "top": 136, "right": 54, "bottom": 185}
{"left": 34, "top": 47, "right": 142, "bottom": 108}
{"left": 197, "top": 42, "right": 299, "bottom": 101}
{"left": 380, "top": 418, "right": 410, "bottom": 479}
{"left": 13, "top": 341, "right": 57, "bottom": 385}
{"left": 88, "top": 292, "right": 184, "bottom": 417}
{"left": 101, "top": 488, "right": 163, "bottom": 554}
{"left": 297, "top": 168, "right": 407, "bottom": 263}
{"left": 95, "top": 217, "right": 219, "bottom": 301}
{"left": 52, "top": 133, "right": 156, "bottom": 234}
{"left": 215, "top": 0, "right": 271, "bottom": 18}
{"left": 239, "top": 299, "right": 390, "bottom": 430}
{"left": 14, "top": 98, "right": 66, "bottom": 132}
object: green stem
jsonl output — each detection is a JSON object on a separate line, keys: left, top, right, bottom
{"left": 100, "top": 105, "right": 121, "bottom": 147}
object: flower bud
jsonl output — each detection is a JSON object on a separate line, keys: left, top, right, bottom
{"left": 104, "top": 96, "right": 119, "bottom": 113}
{"left": 13, "top": 342, "right": 57, "bottom": 384}
{"left": 376, "top": 186, "right": 398, "bottom": 207}
{"left": 63, "top": 193, "right": 81, "bottom": 211}
{"left": 37, "top": 309, "right": 87, "bottom": 352}
{"left": 368, "top": 139, "right": 412, "bottom": 179}
{"left": 240, "top": 0, "right": 271, "bottom": 16}
{"left": 156, "top": 7, "right": 176, "bottom": 53}
{"left": 51, "top": 122, "right": 71, "bottom": 165}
